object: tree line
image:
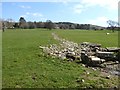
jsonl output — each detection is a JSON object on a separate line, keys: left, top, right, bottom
{"left": 0, "top": 17, "right": 119, "bottom": 32}
{"left": 1, "top": 17, "right": 76, "bottom": 30}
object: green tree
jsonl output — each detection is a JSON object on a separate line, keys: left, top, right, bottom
{"left": 19, "top": 17, "right": 28, "bottom": 29}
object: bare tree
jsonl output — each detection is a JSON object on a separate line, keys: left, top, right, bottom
{"left": 0, "top": 19, "right": 5, "bottom": 32}
{"left": 0, "top": 19, "right": 2, "bottom": 30}
{"left": 13, "top": 23, "right": 19, "bottom": 28}
{"left": 5, "top": 18, "right": 14, "bottom": 29}
{"left": 69, "top": 24, "right": 75, "bottom": 29}
{"left": 36, "top": 21, "right": 45, "bottom": 28}
{"left": 2, "top": 23, "right": 5, "bottom": 32}
{"left": 45, "top": 20, "right": 54, "bottom": 30}
{"left": 27, "top": 21, "right": 36, "bottom": 29}
{"left": 107, "top": 20, "right": 118, "bottom": 32}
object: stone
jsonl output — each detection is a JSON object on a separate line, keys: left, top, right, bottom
{"left": 96, "top": 51, "right": 115, "bottom": 60}
{"left": 106, "top": 75, "right": 111, "bottom": 79}
{"left": 92, "top": 67, "right": 96, "bottom": 71}
{"left": 86, "top": 71, "right": 90, "bottom": 75}
{"left": 40, "top": 33, "right": 119, "bottom": 70}
{"left": 82, "top": 64, "right": 85, "bottom": 67}
{"left": 81, "top": 79, "right": 85, "bottom": 83}
{"left": 106, "top": 33, "right": 110, "bottom": 35}
{"left": 15, "top": 85, "right": 21, "bottom": 88}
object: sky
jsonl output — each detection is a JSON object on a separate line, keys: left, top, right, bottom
{"left": 1, "top": 0, "right": 119, "bottom": 27}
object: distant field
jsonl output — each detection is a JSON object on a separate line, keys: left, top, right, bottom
{"left": 2, "top": 29, "right": 119, "bottom": 88}
{"left": 54, "top": 29, "right": 118, "bottom": 47}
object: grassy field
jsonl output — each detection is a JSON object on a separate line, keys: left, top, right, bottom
{"left": 2, "top": 29, "right": 119, "bottom": 88}
{"left": 54, "top": 29, "right": 118, "bottom": 47}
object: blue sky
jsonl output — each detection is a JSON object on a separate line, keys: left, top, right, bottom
{"left": 1, "top": 0, "right": 119, "bottom": 27}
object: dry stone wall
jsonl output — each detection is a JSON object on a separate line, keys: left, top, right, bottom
{"left": 40, "top": 33, "right": 81, "bottom": 61}
{"left": 39, "top": 33, "right": 119, "bottom": 67}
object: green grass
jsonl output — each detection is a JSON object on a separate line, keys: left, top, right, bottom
{"left": 54, "top": 29, "right": 118, "bottom": 47}
{"left": 2, "top": 29, "right": 119, "bottom": 88}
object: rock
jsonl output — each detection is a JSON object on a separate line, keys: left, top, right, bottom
{"left": 86, "top": 71, "right": 90, "bottom": 75}
{"left": 115, "top": 61, "right": 119, "bottom": 64}
{"left": 71, "top": 52, "right": 75, "bottom": 56}
{"left": 106, "top": 75, "right": 111, "bottom": 79}
{"left": 82, "top": 64, "right": 85, "bottom": 67}
{"left": 61, "top": 53, "right": 66, "bottom": 60}
{"left": 92, "top": 67, "right": 96, "bottom": 71}
{"left": 81, "top": 79, "right": 85, "bottom": 83}
{"left": 106, "top": 33, "right": 110, "bottom": 35}
{"left": 15, "top": 85, "right": 21, "bottom": 88}
{"left": 66, "top": 53, "right": 75, "bottom": 60}
{"left": 41, "top": 33, "right": 119, "bottom": 71}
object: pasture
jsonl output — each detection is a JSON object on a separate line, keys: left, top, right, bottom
{"left": 2, "top": 29, "right": 119, "bottom": 88}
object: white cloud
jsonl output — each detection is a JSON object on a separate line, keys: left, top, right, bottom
{"left": 20, "top": 12, "right": 43, "bottom": 21}
{"left": 20, "top": 15, "right": 27, "bottom": 18}
{"left": 25, "top": 12, "right": 43, "bottom": 17}
{"left": 26, "top": 12, "right": 30, "bottom": 15}
{"left": 32, "top": 13, "right": 43, "bottom": 17}
{"left": 81, "top": 0, "right": 118, "bottom": 10}
{"left": 19, "top": 5, "right": 31, "bottom": 9}
{"left": 73, "top": 4, "right": 84, "bottom": 14}
{"left": 20, "top": 12, "right": 45, "bottom": 21}
{"left": 87, "top": 16, "right": 119, "bottom": 27}
{"left": 2, "top": 0, "right": 81, "bottom": 2}
{"left": 87, "top": 16, "right": 109, "bottom": 26}
{"left": 73, "top": 0, "right": 118, "bottom": 14}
